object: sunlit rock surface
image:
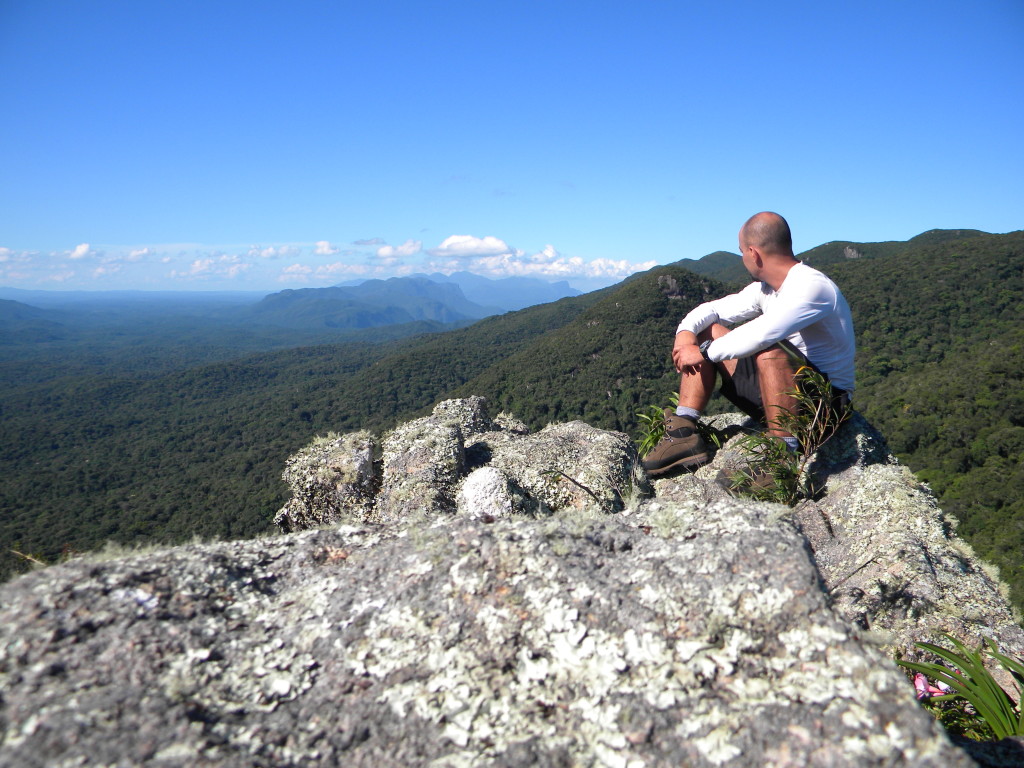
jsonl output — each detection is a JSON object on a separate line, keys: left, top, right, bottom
{"left": 274, "top": 430, "right": 376, "bottom": 532}
{"left": 662, "top": 411, "right": 1024, "bottom": 693}
{"left": 2, "top": 398, "right": 1021, "bottom": 766}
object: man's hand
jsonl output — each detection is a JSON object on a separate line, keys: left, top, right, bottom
{"left": 672, "top": 331, "right": 706, "bottom": 374}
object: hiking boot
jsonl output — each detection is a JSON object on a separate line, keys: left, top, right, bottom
{"left": 725, "top": 464, "right": 779, "bottom": 494}
{"left": 719, "top": 435, "right": 798, "bottom": 498}
{"left": 642, "top": 410, "right": 711, "bottom": 477}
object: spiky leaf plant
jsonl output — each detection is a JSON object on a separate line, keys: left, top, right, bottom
{"left": 729, "top": 365, "right": 851, "bottom": 505}
{"left": 898, "top": 634, "right": 1024, "bottom": 740}
{"left": 635, "top": 392, "right": 679, "bottom": 458}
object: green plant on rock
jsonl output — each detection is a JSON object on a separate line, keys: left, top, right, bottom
{"left": 635, "top": 392, "right": 679, "bottom": 458}
{"left": 729, "top": 432, "right": 803, "bottom": 504}
{"left": 897, "top": 633, "right": 1024, "bottom": 740}
{"left": 730, "top": 365, "right": 851, "bottom": 505}
{"left": 635, "top": 393, "right": 724, "bottom": 460}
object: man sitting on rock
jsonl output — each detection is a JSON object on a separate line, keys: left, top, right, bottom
{"left": 643, "top": 211, "right": 856, "bottom": 477}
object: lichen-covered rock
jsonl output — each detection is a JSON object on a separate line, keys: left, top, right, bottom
{"left": 483, "top": 420, "right": 651, "bottom": 515}
{"left": 431, "top": 394, "right": 495, "bottom": 436}
{"left": 796, "top": 413, "right": 1024, "bottom": 691}
{"left": 0, "top": 504, "right": 976, "bottom": 767}
{"left": 375, "top": 414, "right": 466, "bottom": 523}
{"left": 278, "top": 398, "right": 650, "bottom": 529}
{"left": 6, "top": 400, "right": 1021, "bottom": 766}
{"left": 273, "top": 430, "right": 376, "bottom": 531}
{"left": 456, "top": 466, "right": 530, "bottom": 519}
{"left": 655, "top": 410, "right": 1024, "bottom": 701}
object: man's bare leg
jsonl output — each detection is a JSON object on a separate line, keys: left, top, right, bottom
{"left": 753, "top": 347, "right": 799, "bottom": 439}
{"left": 677, "top": 324, "right": 736, "bottom": 412}
{"left": 676, "top": 324, "right": 799, "bottom": 440}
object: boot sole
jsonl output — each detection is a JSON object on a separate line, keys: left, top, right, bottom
{"left": 643, "top": 451, "right": 711, "bottom": 478}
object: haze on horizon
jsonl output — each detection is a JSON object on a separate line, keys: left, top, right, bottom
{"left": 1, "top": 1, "right": 1021, "bottom": 294}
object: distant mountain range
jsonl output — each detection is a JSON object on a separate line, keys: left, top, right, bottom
{"left": 416, "top": 272, "right": 581, "bottom": 311}
{"left": 0, "top": 273, "right": 583, "bottom": 335}
{"left": 237, "top": 277, "right": 490, "bottom": 330}
{"left": 232, "top": 274, "right": 583, "bottom": 330}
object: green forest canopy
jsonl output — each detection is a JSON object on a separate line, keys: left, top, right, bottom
{"left": 2, "top": 229, "right": 1022, "bottom": 613}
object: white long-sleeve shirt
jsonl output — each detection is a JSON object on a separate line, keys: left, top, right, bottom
{"left": 676, "top": 262, "right": 856, "bottom": 393}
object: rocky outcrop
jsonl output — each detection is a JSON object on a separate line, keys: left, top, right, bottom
{"left": 274, "top": 430, "right": 377, "bottom": 531}
{"left": 663, "top": 411, "right": 1024, "bottom": 690}
{"left": 1, "top": 397, "right": 1022, "bottom": 767}
{"left": 274, "top": 396, "right": 649, "bottom": 529}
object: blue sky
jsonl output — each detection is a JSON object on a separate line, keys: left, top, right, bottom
{"left": 1, "top": 0, "right": 1021, "bottom": 292}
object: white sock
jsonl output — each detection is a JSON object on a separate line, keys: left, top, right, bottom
{"left": 675, "top": 406, "right": 701, "bottom": 422}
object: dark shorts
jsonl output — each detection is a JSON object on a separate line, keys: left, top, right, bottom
{"left": 718, "top": 340, "right": 850, "bottom": 425}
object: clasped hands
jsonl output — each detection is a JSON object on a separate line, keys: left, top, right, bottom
{"left": 672, "top": 331, "right": 709, "bottom": 374}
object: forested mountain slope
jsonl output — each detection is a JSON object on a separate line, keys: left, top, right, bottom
{"left": 0, "top": 290, "right": 607, "bottom": 578}
{"left": 3, "top": 230, "right": 1022, "bottom": 613}
{"left": 447, "top": 267, "right": 722, "bottom": 429}
{"left": 237, "top": 277, "right": 497, "bottom": 329}
{"left": 829, "top": 231, "right": 1024, "bottom": 607}
{"left": 685, "top": 228, "right": 993, "bottom": 287}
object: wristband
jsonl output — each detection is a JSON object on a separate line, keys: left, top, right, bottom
{"left": 699, "top": 340, "right": 714, "bottom": 362}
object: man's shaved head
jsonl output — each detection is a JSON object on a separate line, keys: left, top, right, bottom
{"left": 740, "top": 212, "right": 793, "bottom": 257}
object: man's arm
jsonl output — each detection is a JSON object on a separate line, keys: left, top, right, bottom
{"left": 707, "top": 273, "right": 836, "bottom": 361}
{"left": 676, "top": 283, "right": 764, "bottom": 337}
{"left": 674, "top": 283, "right": 765, "bottom": 366}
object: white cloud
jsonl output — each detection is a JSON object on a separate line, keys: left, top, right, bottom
{"left": 171, "top": 253, "right": 251, "bottom": 280}
{"left": 279, "top": 263, "right": 314, "bottom": 281}
{"left": 426, "top": 241, "right": 657, "bottom": 283}
{"left": 0, "top": 247, "right": 12, "bottom": 262}
{"left": 376, "top": 239, "right": 422, "bottom": 260}
{"left": 316, "top": 262, "right": 371, "bottom": 277}
{"left": 69, "top": 243, "right": 91, "bottom": 260}
{"left": 128, "top": 247, "right": 150, "bottom": 261}
{"left": 353, "top": 237, "right": 385, "bottom": 246}
{"left": 278, "top": 261, "right": 372, "bottom": 283}
{"left": 428, "top": 235, "right": 511, "bottom": 259}
{"left": 314, "top": 240, "right": 339, "bottom": 256}
{"left": 247, "top": 245, "right": 300, "bottom": 259}
{"left": 186, "top": 258, "right": 214, "bottom": 275}
{"left": 93, "top": 264, "right": 122, "bottom": 278}
{"left": 582, "top": 257, "right": 658, "bottom": 278}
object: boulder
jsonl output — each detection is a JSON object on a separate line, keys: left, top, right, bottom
{"left": 279, "top": 397, "right": 650, "bottom": 527}
{"left": 273, "top": 430, "right": 376, "bottom": 531}
{"left": 2, "top": 399, "right": 1022, "bottom": 767}
{"left": 0, "top": 505, "right": 973, "bottom": 768}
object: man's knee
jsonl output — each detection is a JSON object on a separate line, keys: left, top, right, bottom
{"left": 696, "top": 323, "right": 731, "bottom": 343}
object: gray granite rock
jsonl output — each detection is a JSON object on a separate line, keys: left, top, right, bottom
{"left": 656, "top": 411, "right": 1024, "bottom": 699}
{"left": 479, "top": 420, "right": 651, "bottom": 515}
{"left": 2, "top": 399, "right": 1021, "bottom": 766}
{"left": 0, "top": 507, "right": 974, "bottom": 767}
{"left": 278, "top": 397, "right": 649, "bottom": 528}
{"left": 273, "top": 430, "right": 377, "bottom": 531}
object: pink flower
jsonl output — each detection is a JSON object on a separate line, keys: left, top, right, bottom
{"left": 913, "top": 672, "right": 952, "bottom": 700}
